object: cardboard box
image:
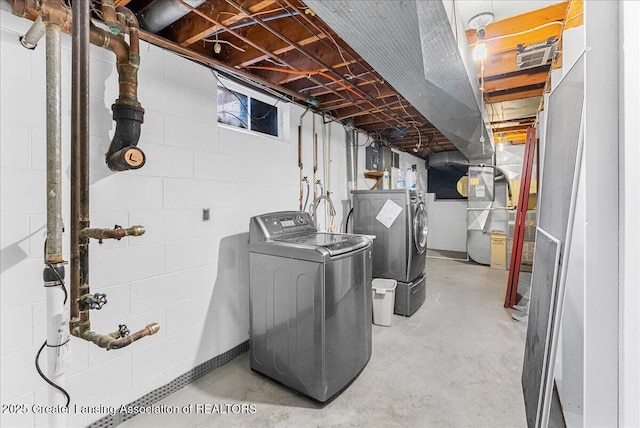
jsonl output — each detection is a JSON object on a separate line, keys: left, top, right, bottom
{"left": 490, "top": 232, "right": 507, "bottom": 269}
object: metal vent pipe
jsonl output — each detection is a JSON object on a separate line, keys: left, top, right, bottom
{"left": 137, "top": 0, "right": 207, "bottom": 33}
{"left": 305, "top": 0, "right": 493, "bottom": 161}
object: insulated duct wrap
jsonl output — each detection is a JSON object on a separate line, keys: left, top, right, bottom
{"left": 305, "top": 0, "right": 493, "bottom": 161}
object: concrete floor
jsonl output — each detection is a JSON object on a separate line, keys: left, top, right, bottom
{"left": 122, "top": 258, "right": 527, "bottom": 427}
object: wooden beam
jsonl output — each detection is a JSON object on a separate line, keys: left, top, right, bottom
{"left": 494, "top": 131, "right": 528, "bottom": 143}
{"left": 565, "top": 0, "right": 584, "bottom": 30}
{"left": 334, "top": 101, "right": 409, "bottom": 121}
{"left": 485, "top": 87, "right": 544, "bottom": 103}
{"left": 482, "top": 70, "right": 548, "bottom": 93}
{"left": 465, "top": 2, "right": 568, "bottom": 55}
{"left": 492, "top": 124, "right": 534, "bottom": 133}
{"left": 172, "top": 0, "right": 279, "bottom": 47}
{"left": 137, "top": 29, "right": 308, "bottom": 103}
{"left": 221, "top": 20, "right": 321, "bottom": 66}
{"left": 239, "top": 34, "right": 327, "bottom": 68}
{"left": 482, "top": 50, "right": 521, "bottom": 79}
{"left": 321, "top": 91, "right": 399, "bottom": 111}
{"left": 485, "top": 82, "right": 545, "bottom": 101}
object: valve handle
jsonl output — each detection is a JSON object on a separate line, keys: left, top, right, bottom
{"left": 118, "top": 324, "right": 130, "bottom": 337}
{"left": 92, "top": 293, "right": 107, "bottom": 310}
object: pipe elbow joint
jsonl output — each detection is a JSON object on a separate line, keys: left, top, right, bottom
{"left": 106, "top": 103, "right": 145, "bottom": 171}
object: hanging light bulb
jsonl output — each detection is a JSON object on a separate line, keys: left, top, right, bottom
{"left": 468, "top": 12, "right": 493, "bottom": 62}
{"left": 473, "top": 27, "right": 487, "bottom": 61}
{"left": 473, "top": 41, "right": 487, "bottom": 61}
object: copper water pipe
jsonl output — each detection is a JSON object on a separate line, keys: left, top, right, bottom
{"left": 101, "top": 0, "right": 119, "bottom": 33}
{"left": 81, "top": 323, "right": 160, "bottom": 350}
{"left": 69, "top": 0, "right": 158, "bottom": 346}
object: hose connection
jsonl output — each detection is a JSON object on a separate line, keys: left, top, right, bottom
{"left": 80, "top": 225, "right": 145, "bottom": 244}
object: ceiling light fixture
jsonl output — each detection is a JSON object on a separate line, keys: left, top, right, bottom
{"left": 468, "top": 12, "right": 494, "bottom": 62}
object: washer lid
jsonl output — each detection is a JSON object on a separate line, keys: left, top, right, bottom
{"left": 274, "top": 233, "right": 370, "bottom": 257}
{"left": 251, "top": 232, "right": 372, "bottom": 262}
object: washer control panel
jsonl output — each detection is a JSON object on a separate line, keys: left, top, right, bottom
{"left": 252, "top": 211, "right": 316, "bottom": 240}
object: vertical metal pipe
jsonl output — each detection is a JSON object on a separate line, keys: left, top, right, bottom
{"left": 344, "top": 118, "right": 357, "bottom": 205}
{"left": 70, "top": 0, "right": 91, "bottom": 336}
{"left": 45, "top": 23, "right": 69, "bottom": 426}
{"left": 46, "top": 28, "right": 63, "bottom": 264}
{"left": 298, "top": 107, "right": 310, "bottom": 211}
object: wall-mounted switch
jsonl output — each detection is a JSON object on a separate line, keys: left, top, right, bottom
{"left": 202, "top": 209, "right": 210, "bottom": 222}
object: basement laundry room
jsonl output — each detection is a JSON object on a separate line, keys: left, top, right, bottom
{"left": 0, "top": 0, "right": 638, "bottom": 427}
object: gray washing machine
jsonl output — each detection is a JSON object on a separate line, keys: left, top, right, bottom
{"left": 351, "top": 189, "right": 428, "bottom": 316}
{"left": 249, "top": 211, "right": 373, "bottom": 402}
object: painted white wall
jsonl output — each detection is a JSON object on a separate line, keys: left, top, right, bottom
{"left": 0, "top": 9, "right": 347, "bottom": 427}
{"left": 555, "top": 2, "right": 621, "bottom": 427}
{"left": 582, "top": 3, "right": 620, "bottom": 424}
{"left": 620, "top": 1, "right": 640, "bottom": 426}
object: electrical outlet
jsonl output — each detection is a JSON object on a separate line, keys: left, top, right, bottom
{"left": 202, "top": 209, "right": 210, "bottom": 222}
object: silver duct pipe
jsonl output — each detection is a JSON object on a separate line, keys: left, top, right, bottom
{"left": 428, "top": 150, "right": 469, "bottom": 170}
{"left": 305, "top": 0, "right": 493, "bottom": 161}
{"left": 137, "top": 0, "right": 207, "bottom": 33}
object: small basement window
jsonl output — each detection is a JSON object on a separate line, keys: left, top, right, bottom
{"left": 217, "top": 86, "right": 279, "bottom": 137}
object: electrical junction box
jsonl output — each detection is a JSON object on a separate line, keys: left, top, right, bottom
{"left": 365, "top": 145, "right": 380, "bottom": 171}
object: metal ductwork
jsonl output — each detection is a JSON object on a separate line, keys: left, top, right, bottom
{"left": 305, "top": 0, "right": 493, "bottom": 161}
{"left": 428, "top": 150, "right": 469, "bottom": 172}
{"left": 137, "top": 0, "right": 207, "bottom": 33}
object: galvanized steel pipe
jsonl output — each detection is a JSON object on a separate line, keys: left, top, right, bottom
{"left": 44, "top": 20, "right": 68, "bottom": 424}
{"left": 45, "top": 25, "right": 63, "bottom": 265}
{"left": 20, "top": 15, "right": 45, "bottom": 49}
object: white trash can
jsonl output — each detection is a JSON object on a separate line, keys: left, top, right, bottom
{"left": 372, "top": 278, "right": 397, "bottom": 326}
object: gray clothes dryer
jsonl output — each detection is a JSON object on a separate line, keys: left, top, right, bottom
{"left": 249, "top": 211, "right": 373, "bottom": 402}
{"left": 351, "top": 189, "right": 428, "bottom": 316}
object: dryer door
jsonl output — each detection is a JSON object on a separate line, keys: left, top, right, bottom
{"left": 413, "top": 202, "right": 428, "bottom": 254}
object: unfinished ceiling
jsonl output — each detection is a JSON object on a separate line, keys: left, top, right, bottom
{"left": 7, "top": 0, "right": 574, "bottom": 156}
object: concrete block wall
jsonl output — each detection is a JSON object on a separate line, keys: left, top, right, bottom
{"left": 0, "top": 9, "right": 348, "bottom": 427}
{"left": 0, "top": 6, "right": 431, "bottom": 427}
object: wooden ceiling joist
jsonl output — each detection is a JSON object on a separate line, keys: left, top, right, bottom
{"left": 171, "top": 0, "right": 279, "bottom": 47}
{"left": 481, "top": 69, "right": 548, "bottom": 93}
{"left": 68, "top": 0, "right": 577, "bottom": 155}
{"left": 465, "top": 2, "right": 568, "bottom": 51}
{"left": 484, "top": 87, "right": 545, "bottom": 104}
